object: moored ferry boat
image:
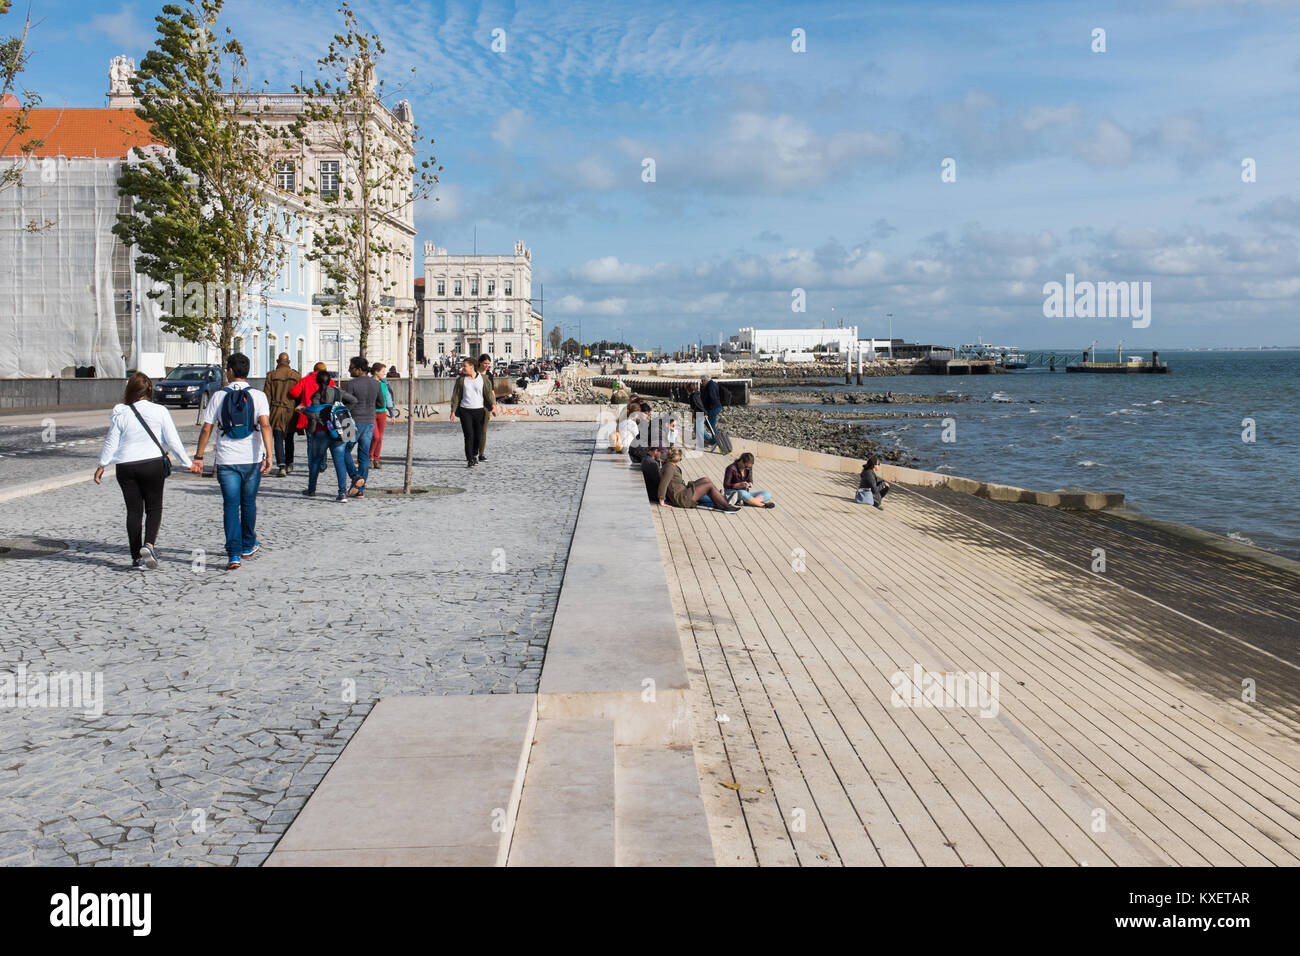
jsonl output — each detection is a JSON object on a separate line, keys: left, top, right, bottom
{"left": 956, "top": 337, "right": 1028, "bottom": 368}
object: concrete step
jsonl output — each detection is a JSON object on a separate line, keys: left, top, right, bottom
{"left": 506, "top": 718, "right": 616, "bottom": 866}
{"left": 265, "top": 695, "right": 536, "bottom": 867}
{"left": 615, "top": 746, "right": 716, "bottom": 866}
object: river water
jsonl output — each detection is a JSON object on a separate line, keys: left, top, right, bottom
{"left": 762, "top": 349, "right": 1300, "bottom": 560}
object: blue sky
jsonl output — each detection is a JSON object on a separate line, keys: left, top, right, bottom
{"left": 20, "top": 0, "right": 1300, "bottom": 349}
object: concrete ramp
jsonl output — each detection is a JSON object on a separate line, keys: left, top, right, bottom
{"left": 266, "top": 695, "right": 535, "bottom": 866}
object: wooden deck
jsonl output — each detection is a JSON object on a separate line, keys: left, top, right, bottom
{"left": 652, "top": 453, "right": 1300, "bottom": 867}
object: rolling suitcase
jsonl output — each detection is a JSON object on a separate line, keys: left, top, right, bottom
{"left": 714, "top": 431, "right": 733, "bottom": 454}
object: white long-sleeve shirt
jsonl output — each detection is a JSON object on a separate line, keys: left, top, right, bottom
{"left": 98, "top": 400, "right": 193, "bottom": 469}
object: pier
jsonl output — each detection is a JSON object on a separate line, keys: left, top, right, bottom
{"left": 925, "top": 357, "right": 1004, "bottom": 375}
{"left": 590, "top": 375, "right": 752, "bottom": 404}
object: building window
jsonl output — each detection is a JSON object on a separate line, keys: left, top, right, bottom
{"left": 436, "top": 279, "right": 445, "bottom": 296}
{"left": 436, "top": 312, "right": 446, "bottom": 332}
{"left": 437, "top": 342, "right": 445, "bottom": 354}
{"left": 470, "top": 313, "right": 478, "bottom": 331}
{"left": 267, "top": 333, "right": 277, "bottom": 372}
{"left": 488, "top": 341, "right": 495, "bottom": 353}
{"left": 453, "top": 279, "right": 462, "bottom": 297}
{"left": 470, "top": 278, "right": 479, "bottom": 296}
{"left": 453, "top": 312, "right": 463, "bottom": 331}
{"left": 504, "top": 314, "right": 513, "bottom": 331}
{"left": 319, "top": 160, "right": 340, "bottom": 199}
{"left": 487, "top": 279, "right": 495, "bottom": 297}
{"left": 504, "top": 279, "right": 512, "bottom": 296}
{"left": 485, "top": 313, "right": 495, "bottom": 331}
{"left": 296, "top": 337, "right": 305, "bottom": 372}
{"left": 275, "top": 160, "right": 296, "bottom": 193}
{"left": 505, "top": 342, "right": 512, "bottom": 354}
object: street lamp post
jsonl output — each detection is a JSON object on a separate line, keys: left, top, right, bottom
{"left": 887, "top": 313, "right": 894, "bottom": 359}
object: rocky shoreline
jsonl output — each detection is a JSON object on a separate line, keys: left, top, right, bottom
{"left": 654, "top": 401, "right": 913, "bottom": 465}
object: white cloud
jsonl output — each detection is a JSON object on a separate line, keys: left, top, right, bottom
{"left": 1075, "top": 119, "right": 1134, "bottom": 166}
{"left": 569, "top": 255, "right": 658, "bottom": 283}
{"left": 553, "top": 294, "right": 628, "bottom": 315}
{"left": 572, "top": 155, "right": 617, "bottom": 191}
{"left": 84, "top": 3, "right": 153, "bottom": 50}
{"left": 491, "top": 109, "right": 528, "bottom": 148}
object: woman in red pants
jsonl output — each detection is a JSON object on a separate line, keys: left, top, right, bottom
{"left": 369, "top": 362, "right": 394, "bottom": 468}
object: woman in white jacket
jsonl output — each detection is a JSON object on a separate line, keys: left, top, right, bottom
{"left": 94, "top": 372, "right": 193, "bottom": 569}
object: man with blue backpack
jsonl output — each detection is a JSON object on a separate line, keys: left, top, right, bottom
{"left": 189, "top": 352, "right": 273, "bottom": 571}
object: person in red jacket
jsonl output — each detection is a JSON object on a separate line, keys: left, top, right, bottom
{"left": 288, "top": 362, "right": 332, "bottom": 433}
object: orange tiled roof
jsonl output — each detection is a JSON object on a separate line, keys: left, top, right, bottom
{"left": 0, "top": 107, "right": 158, "bottom": 158}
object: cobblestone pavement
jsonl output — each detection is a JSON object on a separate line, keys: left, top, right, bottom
{"left": 0, "top": 410, "right": 202, "bottom": 487}
{"left": 0, "top": 421, "right": 593, "bottom": 865}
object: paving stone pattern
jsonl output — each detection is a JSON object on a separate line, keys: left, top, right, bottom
{"left": 0, "top": 421, "right": 593, "bottom": 865}
{"left": 0, "top": 416, "right": 204, "bottom": 487}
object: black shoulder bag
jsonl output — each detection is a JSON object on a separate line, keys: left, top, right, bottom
{"left": 129, "top": 403, "right": 173, "bottom": 478}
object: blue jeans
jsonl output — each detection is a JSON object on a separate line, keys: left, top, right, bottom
{"left": 307, "top": 431, "right": 348, "bottom": 495}
{"left": 345, "top": 423, "right": 374, "bottom": 486}
{"left": 215, "top": 463, "right": 261, "bottom": 560}
{"left": 704, "top": 406, "right": 721, "bottom": 444}
{"left": 734, "top": 488, "right": 771, "bottom": 504}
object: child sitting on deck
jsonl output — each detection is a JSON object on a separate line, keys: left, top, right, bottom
{"left": 856, "top": 455, "right": 890, "bottom": 509}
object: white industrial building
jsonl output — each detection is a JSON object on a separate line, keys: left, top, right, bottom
{"left": 736, "top": 326, "right": 858, "bottom": 355}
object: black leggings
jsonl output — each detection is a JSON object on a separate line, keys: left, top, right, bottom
{"left": 115, "top": 457, "right": 166, "bottom": 560}
{"left": 458, "top": 407, "right": 485, "bottom": 463}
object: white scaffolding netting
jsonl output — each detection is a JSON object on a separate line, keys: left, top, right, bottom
{"left": 0, "top": 157, "right": 128, "bottom": 378}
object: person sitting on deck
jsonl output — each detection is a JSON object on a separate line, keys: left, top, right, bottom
{"left": 657, "top": 448, "right": 738, "bottom": 512}
{"left": 640, "top": 444, "right": 666, "bottom": 502}
{"left": 723, "top": 452, "right": 775, "bottom": 509}
{"left": 627, "top": 403, "right": 654, "bottom": 467}
{"left": 855, "top": 455, "right": 890, "bottom": 509}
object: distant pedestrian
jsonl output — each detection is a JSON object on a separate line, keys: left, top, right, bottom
{"left": 342, "top": 356, "right": 381, "bottom": 497}
{"left": 370, "top": 362, "right": 395, "bottom": 470}
{"left": 264, "top": 351, "right": 300, "bottom": 477}
{"left": 724, "top": 452, "right": 775, "bottom": 509}
{"left": 476, "top": 353, "right": 495, "bottom": 462}
{"left": 657, "top": 447, "right": 737, "bottom": 512}
{"left": 95, "top": 371, "right": 193, "bottom": 569}
{"left": 856, "top": 455, "right": 890, "bottom": 509}
{"left": 189, "top": 353, "right": 273, "bottom": 570}
{"left": 449, "top": 355, "right": 496, "bottom": 468}
{"left": 699, "top": 374, "right": 723, "bottom": 446}
{"left": 299, "top": 369, "right": 357, "bottom": 502}
{"left": 665, "top": 416, "right": 681, "bottom": 446}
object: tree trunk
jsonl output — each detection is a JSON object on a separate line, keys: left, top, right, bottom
{"left": 403, "top": 316, "right": 415, "bottom": 494}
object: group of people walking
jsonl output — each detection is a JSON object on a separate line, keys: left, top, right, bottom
{"left": 96, "top": 351, "right": 396, "bottom": 572}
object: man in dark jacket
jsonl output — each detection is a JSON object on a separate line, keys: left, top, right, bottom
{"left": 476, "top": 354, "right": 496, "bottom": 462}
{"left": 699, "top": 374, "right": 723, "bottom": 447}
{"left": 640, "top": 445, "right": 666, "bottom": 502}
